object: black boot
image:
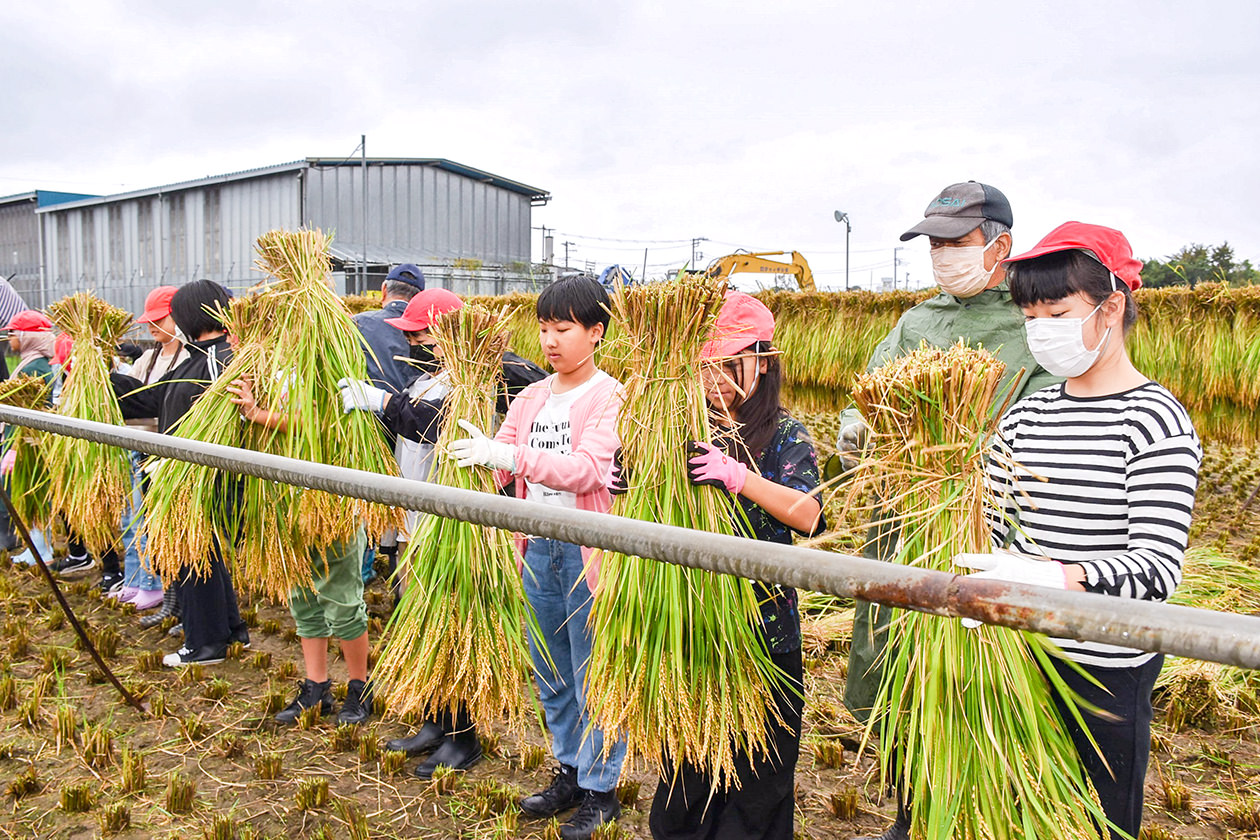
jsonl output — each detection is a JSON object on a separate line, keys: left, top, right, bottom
{"left": 560, "top": 788, "right": 621, "bottom": 840}
{"left": 414, "top": 727, "right": 481, "bottom": 779}
{"left": 337, "top": 679, "right": 372, "bottom": 725}
{"left": 520, "top": 763, "right": 582, "bottom": 817}
{"left": 386, "top": 720, "right": 446, "bottom": 755}
{"left": 274, "top": 679, "right": 333, "bottom": 724}
{"left": 855, "top": 811, "right": 911, "bottom": 840}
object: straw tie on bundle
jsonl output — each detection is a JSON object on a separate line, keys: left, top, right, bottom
{"left": 373, "top": 303, "right": 547, "bottom": 734}
{"left": 584, "top": 274, "right": 784, "bottom": 790}
{"left": 45, "top": 293, "right": 132, "bottom": 556}
{"left": 844, "top": 341, "right": 1110, "bottom": 839}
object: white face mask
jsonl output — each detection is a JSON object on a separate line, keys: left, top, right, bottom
{"left": 930, "top": 237, "right": 1002, "bottom": 298}
{"left": 1024, "top": 301, "right": 1112, "bottom": 378}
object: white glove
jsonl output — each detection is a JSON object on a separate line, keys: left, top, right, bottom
{"left": 448, "top": 419, "right": 516, "bottom": 471}
{"left": 836, "top": 420, "right": 869, "bottom": 472}
{"left": 337, "top": 378, "right": 388, "bottom": 414}
{"left": 954, "top": 549, "right": 1067, "bottom": 628}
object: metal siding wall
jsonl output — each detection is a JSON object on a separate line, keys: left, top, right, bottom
{"left": 306, "top": 163, "right": 532, "bottom": 266}
{"left": 0, "top": 200, "right": 41, "bottom": 306}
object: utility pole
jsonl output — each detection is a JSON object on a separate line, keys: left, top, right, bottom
{"left": 834, "top": 211, "right": 851, "bottom": 291}
{"left": 691, "top": 237, "right": 707, "bottom": 268}
{"left": 361, "top": 134, "right": 368, "bottom": 293}
{"left": 893, "top": 246, "right": 904, "bottom": 290}
{"left": 562, "top": 241, "right": 575, "bottom": 269}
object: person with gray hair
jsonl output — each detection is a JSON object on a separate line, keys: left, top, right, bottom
{"left": 841, "top": 181, "right": 1060, "bottom": 840}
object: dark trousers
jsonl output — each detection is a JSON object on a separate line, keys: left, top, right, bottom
{"left": 649, "top": 647, "right": 803, "bottom": 840}
{"left": 175, "top": 548, "right": 242, "bottom": 651}
{"left": 1050, "top": 654, "right": 1163, "bottom": 840}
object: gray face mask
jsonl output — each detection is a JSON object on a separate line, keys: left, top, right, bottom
{"left": 409, "top": 342, "right": 440, "bottom": 373}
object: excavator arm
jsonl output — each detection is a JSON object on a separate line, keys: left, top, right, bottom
{"left": 702, "top": 251, "right": 816, "bottom": 292}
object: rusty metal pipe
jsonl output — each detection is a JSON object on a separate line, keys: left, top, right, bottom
{"left": 3, "top": 405, "right": 1258, "bottom": 669}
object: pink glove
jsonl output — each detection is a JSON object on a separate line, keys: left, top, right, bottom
{"left": 0, "top": 449, "right": 14, "bottom": 477}
{"left": 686, "top": 441, "right": 747, "bottom": 495}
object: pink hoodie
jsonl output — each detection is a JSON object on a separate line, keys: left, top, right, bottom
{"left": 494, "top": 371, "right": 623, "bottom": 594}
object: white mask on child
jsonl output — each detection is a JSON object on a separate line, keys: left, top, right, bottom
{"left": 1024, "top": 302, "right": 1112, "bottom": 378}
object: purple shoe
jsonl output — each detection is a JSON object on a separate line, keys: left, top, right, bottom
{"left": 113, "top": 586, "right": 140, "bottom": 603}
{"left": 129, "top": 589, "right": 164, "bottom": 611}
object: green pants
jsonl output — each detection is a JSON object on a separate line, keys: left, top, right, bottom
{"left": 843, "top": 517, "right": 900, "bottom": 724}
{"left": 288, "top": 530, "right": 368, "bottom": 641}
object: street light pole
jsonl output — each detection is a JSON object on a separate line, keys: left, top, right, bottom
{"left": 833, "top": 211, "right": 851, "bottom": 291}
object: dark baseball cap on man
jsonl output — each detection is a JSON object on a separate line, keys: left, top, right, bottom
{"left": 900, "top": 181, "right": 1013, "bottom": 241}
{"left": 385, "top": 263, "right": 426, "bottom": 290}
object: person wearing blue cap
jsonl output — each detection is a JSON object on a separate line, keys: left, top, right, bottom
{"left": 353, "top": 263, "right": 426, "bottom": 395}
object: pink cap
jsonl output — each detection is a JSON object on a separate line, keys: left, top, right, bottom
{"left": 701, "top": 292, "right": 775, "bottom": 359}
{"left": 136, "top": 286, "right": 178, "bottom": 324}
{"left": 385, "top": 288, "right": 464, "bottom": 332}
{"left": 6, "top": 310, "right": 53, "bottom": 332}
{"left": 1004, "top": 221, "right": 1144, "bottom": 290}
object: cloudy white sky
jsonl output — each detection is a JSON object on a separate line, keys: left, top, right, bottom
{"left": 2, "top": 0, "right": 1256, "bottom": 289}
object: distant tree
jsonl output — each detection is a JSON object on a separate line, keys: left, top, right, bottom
{"left": 1140, "top": 242, "right": 1257, "bottom": 287}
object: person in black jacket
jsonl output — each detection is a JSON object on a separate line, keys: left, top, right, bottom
{"left": 116, "top": 280, "right": 248, "bottom": 666}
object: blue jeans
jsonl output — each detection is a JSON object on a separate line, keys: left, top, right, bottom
{"left": 121, "top": 451, "right": 160, "bottom": 590}
{"left": 522, "top": 537, "right": 626, "bottom": 793}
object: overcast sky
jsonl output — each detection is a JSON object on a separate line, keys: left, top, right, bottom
{"left": 2, "top": 0, "right": 1256, "bottom": 290}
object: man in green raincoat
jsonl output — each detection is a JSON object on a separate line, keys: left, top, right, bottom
{"left": 844, "top": 181, "right": 1060, "bottom": 840}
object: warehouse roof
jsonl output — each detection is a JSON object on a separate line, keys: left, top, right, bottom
{"left": 35, "top": 158, "right": 550, "bottom": 213}
{"left": 0, "top": 190, "right": 100, "bottom": 208}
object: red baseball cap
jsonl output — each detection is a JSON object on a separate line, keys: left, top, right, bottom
{"left": 385, "top": 288, "right": 464, "bottom": 332}
{"left": 1004, "top": 221, "right": 1144, "bottom": 290}
{"left": 136, "top": 286, "right": 178, "bottom": 324}
{"left": 5, "top": 310, "right": 53, "bottom": 332}
{"left": 701, "top": 292, "right": 775, "bottom": 359}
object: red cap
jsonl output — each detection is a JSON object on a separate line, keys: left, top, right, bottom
{"left": 5, "top": 310, "right": 53, "bottom": 332}
{"left": 701, "top": 292, "right": 775, "bottom": 359}
{"left": 385, "top": 288, "right": 464, "bottom": 332}
{"left": 136, "top": 286, "right": 178, "bottom": 324}
{"left": 1004, "top": 221, "right": 1144, "bottom": 290}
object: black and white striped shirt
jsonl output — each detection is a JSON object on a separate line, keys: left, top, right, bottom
{"left": 986, "top": 382, "right": 1202, "bottom": 668}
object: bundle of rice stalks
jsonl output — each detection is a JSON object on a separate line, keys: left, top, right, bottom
{"left": 45, "top": 293, "right": 132, "bottom": 554}
{"left": 584, "top": 274, "right": 783, "bottom": 789}
{"left": 0, "top": 375, "right": 53, "bottom": 529}
{"left": 845, "top": 341, "right": 1108, "bottom": 839}
{"left": 373, "top": 303, "right": 545, "bottom": 732}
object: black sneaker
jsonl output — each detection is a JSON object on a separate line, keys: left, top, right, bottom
{"left": 229, "top": 626, "right": 251, "bottom": 649}
{"left": 274, "top": 679, "right": 333, "bottom": 725}
{"left": 414, "top": 732, "right": 482, "bottom": 779}
{"left": 337, "top": 679, "right": 372, "bottom": 725}
{"left": 520, "top": 763, "right": 582, "bottom": 817}
{"left": 53, "top": 554, "right": 95, "bottom": 577}
{"left": 162, "top": 643, "right": 227, "bottom": 667}
{"left": 560, "top": 789, "right": 621, "bottom": 840}
{"left": 855, "top": 814, "right": 911, "bottom": 840}
{"left": 99, "top": 571, "right": 125, "bottom": 595}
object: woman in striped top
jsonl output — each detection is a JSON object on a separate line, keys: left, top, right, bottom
{"left": 963, "top": 222, "right": 1202, "bottom": 840}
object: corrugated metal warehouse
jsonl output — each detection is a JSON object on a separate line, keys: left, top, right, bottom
{"left": 5, "top": 158, "right": 549, "bottom": 314}
{"left": 0, "top": 190, "right": 99, "bottom": 308}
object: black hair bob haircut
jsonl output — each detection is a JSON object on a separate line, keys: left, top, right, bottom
{"left": 1008, "top": 250, "right": 1138, "bottom": 333}
{"left": 536, "top": 275, "right": 611, "bottom": 333}
{"left": 725, "top": 339, "right": 785, "bottom": 466}
{"left": 170, "top": 279, "right": 232, "bottom": 340}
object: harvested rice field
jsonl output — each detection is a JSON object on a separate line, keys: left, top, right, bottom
{"left": 0, "top": 427, "right": 1255, "bottom": 839}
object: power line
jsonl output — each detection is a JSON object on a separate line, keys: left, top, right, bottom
{"left": 557, "top": 232, "right": 694, "bottom": 245}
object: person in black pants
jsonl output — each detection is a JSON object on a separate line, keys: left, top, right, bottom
{"left": 115, "top": 280, "right": 248, "bottom": 666}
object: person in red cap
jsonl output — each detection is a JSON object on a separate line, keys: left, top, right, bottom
{"left": 643, "top": 291, "right": 824, "bottom": 840}
{"left": 338, "top": 287, "right": 544, "bottom": 772}
{"left": 6, "top": 310, "right": 57, "bottom": 380}
{"left": 955, "top": 223, "right": 1202, "bottom": 839}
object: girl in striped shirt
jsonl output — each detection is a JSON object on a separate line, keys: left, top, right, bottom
{"left": 963, "top": 222, "right": 1201, "bottom": 840}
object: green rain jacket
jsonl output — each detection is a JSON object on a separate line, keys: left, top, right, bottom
{"left": 842, "top": 282, "right": 1061, "bottom": 721}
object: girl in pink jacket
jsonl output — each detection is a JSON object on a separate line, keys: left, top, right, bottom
{"left": 450, "top": 276, "right": 625, "bottom": 840}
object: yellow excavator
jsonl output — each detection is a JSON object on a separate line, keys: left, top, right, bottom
{"left": 698, "top": 251, "right": 816, "bottom": 292}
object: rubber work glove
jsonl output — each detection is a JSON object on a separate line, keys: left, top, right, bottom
{"left": 954, "top": 549, "right": 1067, "bottom": 629}
{"left": 0, "top": 449, "right": 14, "bottom": 477}
{"left": 836, "top": 420, "right": 870, "bottom": 473}
{"left": 449, "top": 420, "right": 516, "bottom": 472}
{"left": 608, "top": 447, "right": 630, "bottom": 496}
{"left": 686, "top": 441, "right": 747, "bottom": 495}
{"left": 337, "top": 378, "right": 388, "bottom": 414}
